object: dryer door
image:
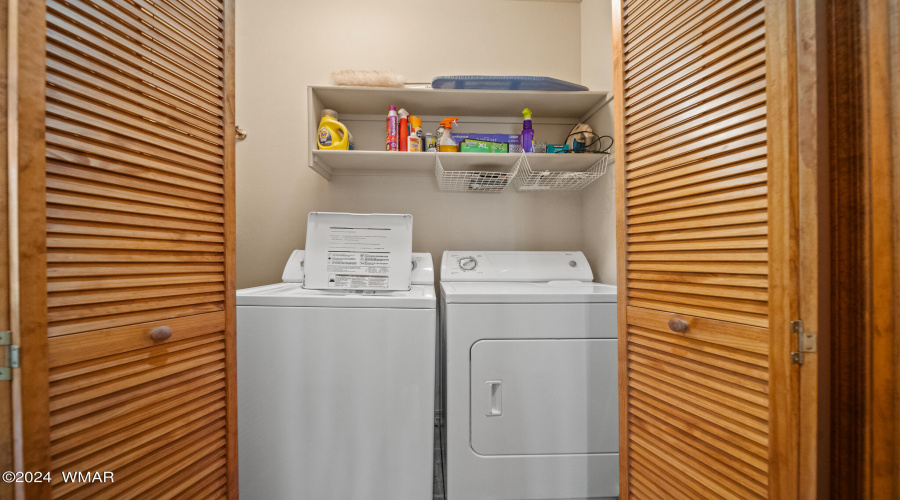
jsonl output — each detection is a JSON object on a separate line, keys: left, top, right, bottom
{"left": 470, "top": 339, "right": 618, "bottom": 455}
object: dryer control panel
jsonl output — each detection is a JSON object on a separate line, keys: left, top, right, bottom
{"left": 441, "top": 251, "right": 593, "bottom": 282}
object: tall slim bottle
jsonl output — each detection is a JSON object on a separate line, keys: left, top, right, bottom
{"left": 398, "top": 108, "right": 409, "bottom": 151}
{"left": 386, "top": 105, "right": 399, "bottom": 151}
{"left": 521, "top": 108, "right": 534, "bottom": 153}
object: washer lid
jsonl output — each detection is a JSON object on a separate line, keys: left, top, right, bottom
{"left": 441, "top": 281, "right": 617, "bottom": 304}
{"left": 237, "top": 282, "right": 436, "bottom": 308}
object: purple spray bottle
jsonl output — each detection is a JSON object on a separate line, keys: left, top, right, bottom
{"left": 521, "top": 108, "right": 534, "bottom": 153}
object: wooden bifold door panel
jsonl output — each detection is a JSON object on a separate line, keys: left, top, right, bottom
{"left": 44, "top": 0, "right": 228, "bottom": 338}
{"left": 8, "top": 0, "right": 238, "bottom": 497}
{"left": 46, "top": 313, "right": 228, "bottom": 499}
{"left": 614, "top": 0, "right": 781, "bottom": 497}
{"left": 624, "top": 307, "right": 769, "bottom": 498}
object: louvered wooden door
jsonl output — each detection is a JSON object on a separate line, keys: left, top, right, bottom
{"left": 612, "top": 0, "right": 798, "bottom": 498}
{"left": 38, "top": 0, "right": 235, "bottom": 497}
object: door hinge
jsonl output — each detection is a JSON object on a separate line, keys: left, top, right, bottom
{"left": 790, "top": 320, "right": 817, "bottom": 365}
{"left": 0, "top": 331, "right": 18, "bottom": 381}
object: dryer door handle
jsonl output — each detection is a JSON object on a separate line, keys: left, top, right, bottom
{"left": 486, "top": 380, "right": 502, "bottom": 416}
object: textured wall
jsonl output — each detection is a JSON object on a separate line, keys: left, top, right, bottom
{"left": 235, "top": 0, "right": 588, "bottom": 288}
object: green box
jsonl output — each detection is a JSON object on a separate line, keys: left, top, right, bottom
{"left": 459, "top": 139, "right": 509, "bottom": 153}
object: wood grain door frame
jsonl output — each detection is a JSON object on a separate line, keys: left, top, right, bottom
{"left": 862, "top": 0, "right": 900, "bottom": 494}
{"left": 766, "top": 0, "right": 836, "bottom": 497}
{"left": 0, "top": 0, "right": 15, "bottom": 497}
{"left": 8, "top": 0, "right": 51, "bottom": 498}
{"left": 768, "top": 0, "right": 839, "bottom": 497}
{"left": 764, "top": 0, "right": 900, "bottom": 496}
{"left": 223, "top": 0, "right": 238, "bottom": 496}
{"left": 826, "top": 0, "right": 900, "bottom": 496}
{"left": 610, "top": 0, "right": 628, "bottom": 493}
{"left": 795, "top": 0, "right": 832, "bottom": 498}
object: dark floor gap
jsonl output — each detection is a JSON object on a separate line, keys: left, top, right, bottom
{"left": 434, "top": 424, "right": 445, "bottom": 500}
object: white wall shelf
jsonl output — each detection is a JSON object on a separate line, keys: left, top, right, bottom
{"left": 308, "top": 86, "right": 613, "bottom": 182}
{"left": 311, "top": 151, "right": 610, "bottom": 179}
{"left": 310, "top": 85, "right": 611, "bottom": 121}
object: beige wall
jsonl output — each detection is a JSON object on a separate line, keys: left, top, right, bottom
{"left": 580, "top": 0, "right": 617, "bottom": 284}
{"left": 236, "top": 0, "right": 616, "bottom": 288}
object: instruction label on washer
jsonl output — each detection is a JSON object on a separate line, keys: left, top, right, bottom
{"left": 326, "top": 251, "right": 389, "bottom": 288}
{"left": 304, "top": 213, "right": 413, "bottom": 291}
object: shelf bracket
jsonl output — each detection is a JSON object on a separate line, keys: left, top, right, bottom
{"left": 311, "top": 156, "right": 334, "bottom": 181}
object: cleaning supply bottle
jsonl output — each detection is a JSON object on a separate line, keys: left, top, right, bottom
{"left": 408, "top": 116, "right": 423, "bottom": 152}
{"left": 398, "top": 108, "right": 410, "bottom": 151}
{"left": 521, "top": 108, "right": 534, "bottom": 153}
{"left": 316, "top": 109, "right": 350, "bottom": 150}
{"left": 437, "top": 117, "right": 460, "bottom": 152}
{"left": 386, "top": 105, "right": 399, "bottom": 151}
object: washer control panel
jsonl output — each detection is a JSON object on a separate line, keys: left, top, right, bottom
{"left": 441, "top": 251, "right": 593, "bottom": 282}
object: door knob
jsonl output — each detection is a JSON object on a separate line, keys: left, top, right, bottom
{"left": 149, "top": 326, "right": 173, "bottom": 341}
{"left": 667, "top": 317, "right": 689, "bottom": 334}
{"left": 236, "top": 125, "right": 247, "bottom": 141}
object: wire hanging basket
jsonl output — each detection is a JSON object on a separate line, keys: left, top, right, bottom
{"left": 512, "top": 152, "right": 610, "bottom": 191}
{"left": 434, "top": 153, "right": 520, "bottom": 193}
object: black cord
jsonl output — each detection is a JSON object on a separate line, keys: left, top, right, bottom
{"left": 558, "top": 131, "right": 614, "bottom": 154}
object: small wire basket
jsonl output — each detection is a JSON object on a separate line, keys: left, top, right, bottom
{"left": 513, "top": 152, "right": 610, "bottom": 191}
{"left": 434, "top": 153, "right": 520, "bottom": 193}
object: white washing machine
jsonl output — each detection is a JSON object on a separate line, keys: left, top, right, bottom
{"left": 441, "top": 251, "right": 619, "bottom": 500}
{"left": 237, "top": 252, "right": 436, "bottom": 500}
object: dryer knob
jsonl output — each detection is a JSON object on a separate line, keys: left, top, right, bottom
{"left": 459, "top": 256, "right": 478, "bottom": 271}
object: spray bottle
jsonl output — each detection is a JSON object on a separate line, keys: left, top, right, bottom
{"left": 398, "top": 108, "right": 410, "bottom": 151}
{"left": 521, "top": 108, "right": 534, "bottom": 153}
{"left": 437, "top": 117, "right": 460, "bottom": 152}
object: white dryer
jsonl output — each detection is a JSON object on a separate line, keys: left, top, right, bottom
{"left": 441, "top": 251, "right": 618, "bottom": 500}
{"left": 237, "top": 252, "right": 436, "bottom": 500}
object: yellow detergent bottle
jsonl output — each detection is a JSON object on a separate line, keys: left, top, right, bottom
{"left": 317, "top": 109, "right": 350, "bottom": 150}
